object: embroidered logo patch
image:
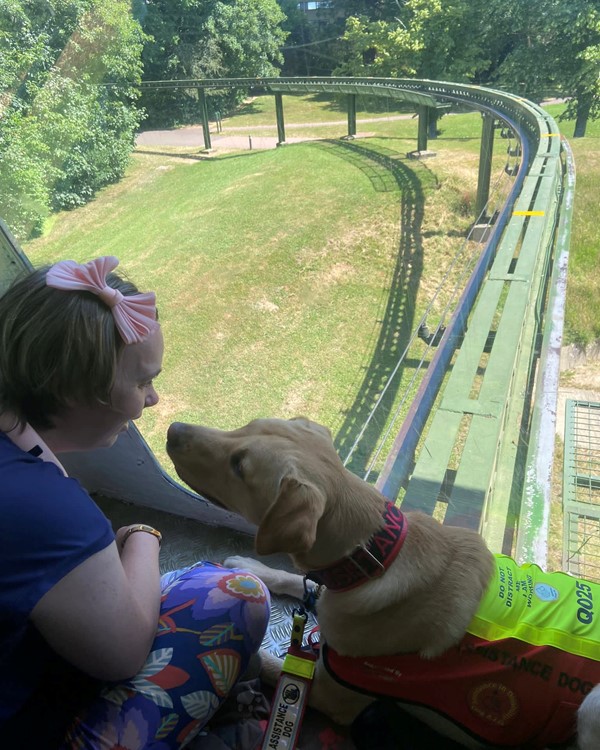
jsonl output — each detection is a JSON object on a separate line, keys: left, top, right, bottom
{"left": 469, "top": 682, "right": 518, "bottom": 726}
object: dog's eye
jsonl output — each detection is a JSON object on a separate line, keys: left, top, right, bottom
{"left": 230, "top": 452, "right": 245, "bottom": 480}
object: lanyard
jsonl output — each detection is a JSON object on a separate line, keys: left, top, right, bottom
{"left": 261, "top": 610, "right": 317, "bottom": 750}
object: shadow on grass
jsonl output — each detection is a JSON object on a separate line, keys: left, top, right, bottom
{"left": 133, "top": 138, "right": 432, "bottom": 480}
{"left": 133, "top": 147, "right": 274, "bottom": 164}
{"left": 226, "top": 100, "right": 265, "bottom": 119}
{"left": 134, "top": 148, "right": 209, "bottom": 162}
{"left": 316, "top": 139, "right": 431, "bottom": 479}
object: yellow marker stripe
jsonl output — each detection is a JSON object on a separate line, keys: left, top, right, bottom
{"left": 513, "top": 210, "right": 545, "bottom": 216}
{"left": 541, "top": 133, "right": 560, "bottom": 137}
{"left": 283, "top": 653, "right": 316, "bottom": 680}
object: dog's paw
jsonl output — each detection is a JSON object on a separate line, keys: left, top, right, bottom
{"left": 223, "top": 555, "right": 271, "bottom": 576}
{"left": 222, "top": 556, "right": 282, "bottom": 588}
{"left": 223, "top": 556, "right": 305, "bottom": 598}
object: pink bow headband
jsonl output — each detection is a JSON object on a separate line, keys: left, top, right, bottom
{"left": 46, "top": 256, "right": 159, "bottom": 345}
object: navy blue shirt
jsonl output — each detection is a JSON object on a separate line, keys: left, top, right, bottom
{"left": 0, "top": 431, "right": 115, "bottom": 725}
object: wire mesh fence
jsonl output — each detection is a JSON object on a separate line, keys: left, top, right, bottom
{"left": 563, "top": 400, "right": 600, "bottom": 581}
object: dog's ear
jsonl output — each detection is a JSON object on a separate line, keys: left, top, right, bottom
{"left": 255, "top": 475, "right": 326, "bottom": 556}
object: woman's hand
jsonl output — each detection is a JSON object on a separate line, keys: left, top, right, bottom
{"left": 30, "top": 527, "right": 161, "bottom": 682}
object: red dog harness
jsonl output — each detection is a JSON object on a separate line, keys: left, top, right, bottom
{"left": 323, "top": 555, "right": 600, "bottom": 748}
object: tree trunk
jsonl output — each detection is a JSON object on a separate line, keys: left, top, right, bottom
{"left": 573, "top": 94, "right": 592, "bottom": 138}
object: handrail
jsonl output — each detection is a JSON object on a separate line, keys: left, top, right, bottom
{"left": 515, "top": 137, "right": 576, "bottom": 567}
{"left": 137, "top": 76, "right": 550, "bottom": 160}
{"left": 365, "top": 83, "right": 567, "bottom": 562}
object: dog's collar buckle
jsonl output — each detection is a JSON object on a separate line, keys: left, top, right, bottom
{"left": 306, "top": 501, "right": 407, "bottom": 592}
{"left": 302, "top": 577, "right": 323, "bottom": 613}
{"left": 348, "top": 545, "right": 385, "bottom": 578}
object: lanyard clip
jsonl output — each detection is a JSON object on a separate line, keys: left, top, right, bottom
{"left": 289, "top": 609, "right": 308, "bottom": 649}
{"left": 261, "top": 610, "right": 317, "bottom": 750}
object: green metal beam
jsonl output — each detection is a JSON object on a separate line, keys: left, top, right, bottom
{"left": 475, "top": 112, "right": 495, "bottom": 219}
{"left": 347, "top": 94, "right": 357, "bottom": 138}
{"left": 198, "top": 88, "right": 212, "bottom": 151}
{"left": 417, "top": 106, "right": 428, "bottom": 152}
{"left": 274, "top": 92, "right": 286, "bottom": 146}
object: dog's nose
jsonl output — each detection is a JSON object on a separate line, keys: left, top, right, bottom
{"left": 166, "top": 422, "right": 189, "bottom": 449}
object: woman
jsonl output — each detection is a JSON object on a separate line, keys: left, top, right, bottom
{"left": 0, "top": 256, "right": 270, "bottom": 749}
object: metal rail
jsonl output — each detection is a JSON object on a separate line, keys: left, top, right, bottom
{"left": 369, "top": 83, "right": 569, "bottom": 564}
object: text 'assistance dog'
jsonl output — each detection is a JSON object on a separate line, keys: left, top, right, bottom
{"left": 166, "top": 416, "right": 600, "bottom": 750}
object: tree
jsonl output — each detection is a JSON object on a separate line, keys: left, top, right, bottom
{"left": 485, "top": 0, "right": 600, "bottom": 137}
{"left": 139, "top": 0, "right": 287, "bottom": 126}
{"left": 0, "top": 0, "right": 146, "bottom": 239}
{"left": 334, "top": 16, "right": 420, "bottom": 78}
{"left": 333, "top": 0, "right": 600, "bottom": 136}
{"left": 334, "top": 0, "right": 491, "bottom": 82}
{"left": 569, "top": 41, "right": 600, "bottom": 137}
{"left": 405, "top": 0, "right": 490, "bottom": 81}
{"left": 276, "top": 0, "right": 315, "bottom": 76}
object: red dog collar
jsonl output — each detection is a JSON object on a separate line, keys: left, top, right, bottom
{"left": 305, "top": 501, "right": 407, "bottom": 592}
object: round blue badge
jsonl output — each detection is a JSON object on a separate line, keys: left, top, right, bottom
{"left": 534, "top": 583, "right": 560, "bottom": 602}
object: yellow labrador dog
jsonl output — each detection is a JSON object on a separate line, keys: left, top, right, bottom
{"left": 166, "top": 416, "right": 600, "bottom": 750}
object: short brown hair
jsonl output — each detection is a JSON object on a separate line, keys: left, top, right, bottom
{"left": 0, "top": 264, "right": 149, "bottom": 430}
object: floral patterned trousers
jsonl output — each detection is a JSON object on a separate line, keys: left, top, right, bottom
{"left": 61, "top": 562, "right": 270, "bottom": 750}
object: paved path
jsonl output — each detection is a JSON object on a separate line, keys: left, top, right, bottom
{"left": 135, "top": 113, "right": 416, "bottom": 151}
{"left": 136, "top": 128, "right": 302, "bottom": 151}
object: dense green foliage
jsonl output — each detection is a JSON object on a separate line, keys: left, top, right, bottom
{"left": 279, "top": 0, "right": 600, "bottom": 136}
{"left": 334, "top": 0, "right": 490, "bottom": 81}
{"left": 485, "top": 0, "right": 600, "bottom": 137}
{"left": 138, "top": 0, "right": 287, "bottom": 126}
{"left": 0, "top": 0, "right": 146, "bottom": 239}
